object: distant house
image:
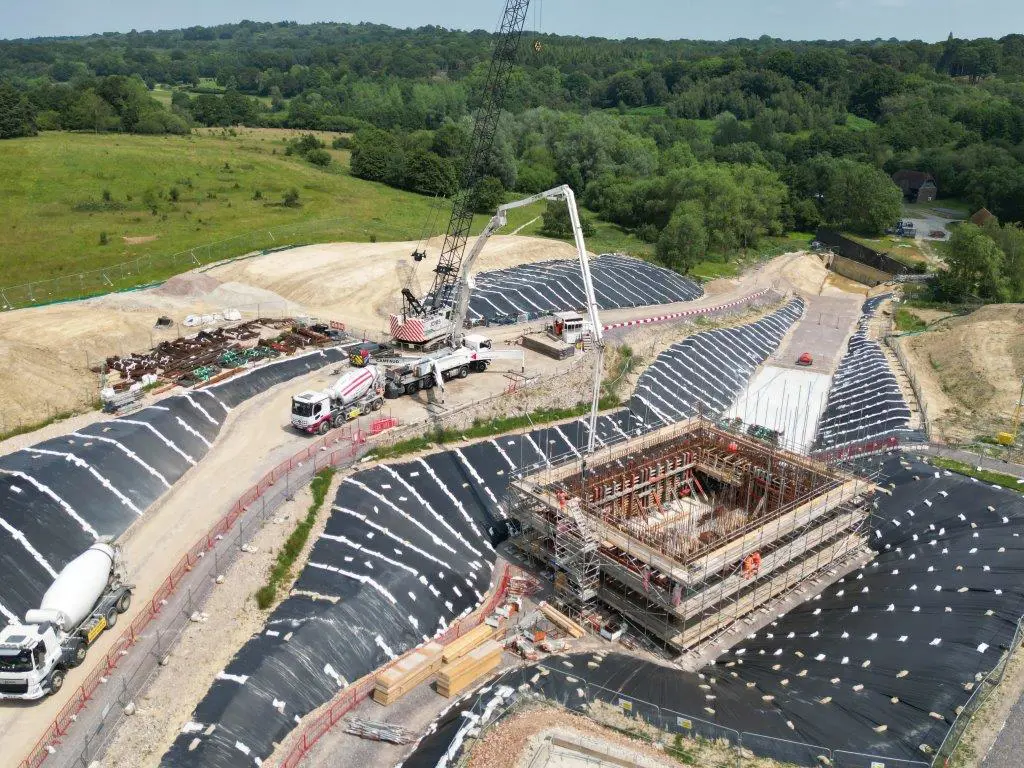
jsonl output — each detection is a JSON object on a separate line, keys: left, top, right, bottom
{"left": 970, "top": 207, "right": 996, "bottom": 227}
{"left": 892, "top": 170, "right": 938, "bottom": 203}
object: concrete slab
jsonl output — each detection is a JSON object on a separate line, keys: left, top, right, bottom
{"left": 725, "top": 365, "right": 833, "bottom": 452}
{"left": 775, "top": 294, "right": 861, "bottom": 374}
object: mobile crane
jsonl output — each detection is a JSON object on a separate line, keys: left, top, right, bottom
{"left": 387, "top": 185, "right": 606, "bottom": 453}
{"left": 381, "top": 0, "right": 606, "bottom": 454}
{"left": 390, "top": 0, "right": 530, "bottom": 351}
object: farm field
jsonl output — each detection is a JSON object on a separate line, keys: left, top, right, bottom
{"left": 0, "top": 129, "right": 651, "bottom": 301}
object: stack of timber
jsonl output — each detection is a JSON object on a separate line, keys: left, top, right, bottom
{"left": 441, "top": 624, "right": 495, "bottom": 664}
{"left": 538, "top": 601, "right": 586, "bottom": 638}
{"left": 372, "top": 642, "right": 444, "bottom": 706}
{"left": 343, "top": 718, "right": 416, "bottom": 744}
{"left": 436, "top": 640, "right": 504, "bottom": 698}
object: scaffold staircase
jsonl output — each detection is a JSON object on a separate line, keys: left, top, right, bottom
{"left": 554, "top": 498, "right": 600, "bottom": 607}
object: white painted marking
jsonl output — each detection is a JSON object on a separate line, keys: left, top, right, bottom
{"left": 30, "top": 449, "right": 142, "bottom": 515}
{"left": 118, "top": 419, "right": 196, "bottom": 464}
{"left": 72, "top": 431, "right": 171, "bottom": 487}
{"left": 0, "top": 469, "right": 99, "bottom": 538}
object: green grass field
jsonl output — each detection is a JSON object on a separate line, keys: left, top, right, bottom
{"left": 845, "top": 114, "right": 876, "bottom": 131}
{"left": 0, "top": 130, "right": 653, "bottom": 303}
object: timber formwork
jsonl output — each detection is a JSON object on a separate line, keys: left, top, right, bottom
{"left": 507, "top": 417, "right": 874, "bottom": 655}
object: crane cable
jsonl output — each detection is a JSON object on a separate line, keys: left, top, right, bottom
{"left": 533, "top": 0, "right": 544, "bottom": 51}
{"left": 411, "top": 193, "right": 445, "bottom": 265}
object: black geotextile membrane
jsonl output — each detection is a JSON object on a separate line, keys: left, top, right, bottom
{"left": 467, "top": 253, "right": 703, "bottom": 323}
{"left": 212, "top": 347, "right": 346, "bottom": 408}
{"left": 402, "top": 653, "right": 800, "bottom": 768}
{"left": 0, "top": 348, "right": 342, "bottom": 627}
{"left": 814, "top": 294, "right": 911, "bottom": 450}
{"left": 628, "top": 298, "right": 805, "bottom": 427}
{"left": 396, "top": 452, "right": 1024, "bottom": 768}
{"left": 160, "top": 308, "right": 815, "bottom": 767}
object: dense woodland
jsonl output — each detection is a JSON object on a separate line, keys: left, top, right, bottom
{"left": 1, "top": 21, "right": 1024, "bottom": 296}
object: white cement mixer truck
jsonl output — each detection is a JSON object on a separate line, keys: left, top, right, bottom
{"left": 0, "top": 542, "right": 133, "bottom": 700}
{"left": 291, "top": 365, "right": 385, "bottom": 434}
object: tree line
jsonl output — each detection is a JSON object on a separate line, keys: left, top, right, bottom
{"left": 941, "top": 220, "right": 1024, "bottom": 303}
{"left": 1, "top": 20, "right": 1024, "bottom": 279}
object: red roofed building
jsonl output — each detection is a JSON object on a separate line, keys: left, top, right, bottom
{"left": 970, "top": 207, "right": 996, "bottom": 227}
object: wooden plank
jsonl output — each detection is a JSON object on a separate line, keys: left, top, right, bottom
{"left": 538, "top": 601, "right": 586, "bottom": 638}
{"left": 436, "top": 640, "right": 503, "bottom": 698}
{"left": 373, "top": 641, "right": 444, "bottom": 705}
{"left": 441, "top": 624, "right": 495, "bottom": 664}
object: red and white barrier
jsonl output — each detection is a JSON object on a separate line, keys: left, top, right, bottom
{"left": 602, "top": 289, "right": 771, "bottom": 332}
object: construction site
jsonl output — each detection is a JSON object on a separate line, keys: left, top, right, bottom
{"left": 506, "top": 416, "right": 873, "bottom": 660}
{"left": 2, "top": 2, "right": 1024, "bottom": 768}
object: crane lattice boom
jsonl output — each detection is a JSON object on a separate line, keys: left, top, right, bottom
{"left": 402, "top": 0, "right": 531, "bottom": 326}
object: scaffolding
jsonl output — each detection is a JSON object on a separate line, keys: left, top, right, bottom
{"left": 506, "top": 416, "right": 876, "bottom": 659}
{"left": 553, "top": 495, "right": 600, "bottom": 607}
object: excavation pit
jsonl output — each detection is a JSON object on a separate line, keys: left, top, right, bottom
{"left": 508, "top": 416, "right": 875, "bottom": 656}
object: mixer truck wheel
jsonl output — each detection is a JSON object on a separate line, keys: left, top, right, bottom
{"left": 106, "top": 608, "right": 119, "bottom": 629}
{"left": 317, "top": 421, "right": 329, "bottom": 436}
{"left": 71, "top": 643, "right": 87, "bottom": 667}
{"left": 116, "top": 591, "right": 132, "bottom": 614}
{"left": 49, "top": 669, "right": 66, "bottom": 694}
{"left": 371, "top": 398, "right": 382, "bottom": 412}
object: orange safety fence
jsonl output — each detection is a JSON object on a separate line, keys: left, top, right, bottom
{"left": 370, "top": 416, "right": 399, "bottom": 435}
{"left": 812, "top": 435, "right": 901, "bottom": 465}
{"left": 276, "top": 563, "right": 515, "bottom": 768}
{"left": 18, "top": 424, "right": 367, "bottom": 768}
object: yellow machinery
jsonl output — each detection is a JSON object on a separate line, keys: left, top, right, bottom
{"left": 996, "top": 376, "right": 1024, "bottom": 446}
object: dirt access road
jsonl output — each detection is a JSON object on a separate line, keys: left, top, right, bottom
{"left": 0, "top": 350, "right": 539, "bottom": 766}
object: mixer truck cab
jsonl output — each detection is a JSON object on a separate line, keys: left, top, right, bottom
{"left": 0, "top": 543, "right": 133, "bottom": 700}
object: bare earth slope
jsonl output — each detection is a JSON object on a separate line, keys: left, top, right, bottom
{"left": 0, "top": 236, "right": 574, "bottom": 433}
{"left": 903, "top": 304, "right": 1024, "bottom": 441}
{"left": 203, "top": 235, "right": 580, "bottom": 332}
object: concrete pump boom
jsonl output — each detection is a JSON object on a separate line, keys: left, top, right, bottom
{"left": 450, "top": 185, "right": 605, "bottom": 455}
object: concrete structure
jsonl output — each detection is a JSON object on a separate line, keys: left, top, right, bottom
{"left": 724, "top": 366, "right": 832, "bottom": 453}
{"left": 815, "top": 228, "right": 914, "bottom": 278}
{"left": 507, "top": 417, "right": 874, "bottom": 657}
{"left": 825, "top": 252, "right": 892, "bottom": 286}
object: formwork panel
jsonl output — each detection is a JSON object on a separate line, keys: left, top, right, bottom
{"left": 507, "top": 417, "right": 874, "bottom": 655}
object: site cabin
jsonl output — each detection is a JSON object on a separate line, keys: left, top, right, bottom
{"left": 549, "top": 311, "right": 592, "bottom": 345}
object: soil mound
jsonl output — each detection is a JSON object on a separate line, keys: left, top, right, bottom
{"left": 154, "top": 273, "right": 222, "bottom": 298}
